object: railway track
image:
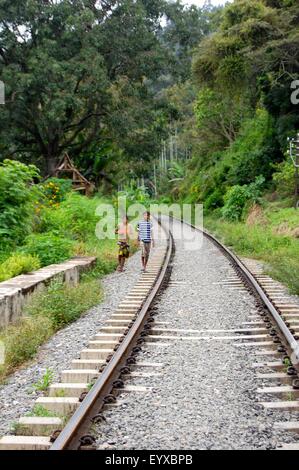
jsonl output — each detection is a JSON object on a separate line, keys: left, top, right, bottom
{"left": 0, "top": 217, "right": 173, "bottom": 450}
{"left": 1, "top": 216, "right": 299, "bottom": 450}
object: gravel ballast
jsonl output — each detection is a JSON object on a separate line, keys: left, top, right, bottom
{"left": 95, "top": 218, "right": 299, "bottom": 450}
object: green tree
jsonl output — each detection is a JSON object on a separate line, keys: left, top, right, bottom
{"left": 0, "top": 0, "right": 220, "bottom": 189}
{"left": 183, "top": 0, "right": 299, "bottom": 208}
{"left": 0, "top": 0, "right": 171, "bottom": 178}
{"left": 0, "top": 160, "right": 40, "bottom": 249}
{"left": 163, "top": 1, "right": 216, "bottom": 80}
{"left": 0, "top": 0, "right": 109, "bottom": 174}
{"left": 193, "top": 0, "right": 299, "bottom": 146}
{"left": 194, "top": 87, "right": 249, "bottom": 146}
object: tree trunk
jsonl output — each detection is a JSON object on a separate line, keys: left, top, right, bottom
{"left": 45, "top": 139, "right": 60, "bottom": 176}
{"left": 45, "top": 153, "right": 58, "bottom": 176}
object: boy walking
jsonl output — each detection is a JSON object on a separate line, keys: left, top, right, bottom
{"left": 115, "top": 215, "right": 134, "bottom": 273}
{"left": 137, "top": 211, "right": 154, "bottom": 272}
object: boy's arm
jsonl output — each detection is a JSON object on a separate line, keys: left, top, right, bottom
{"left": 136, "top": 223, "right": 141, "bottom": 244}
{"left": 151, "top": 223, "right": 155, "bottom": 247}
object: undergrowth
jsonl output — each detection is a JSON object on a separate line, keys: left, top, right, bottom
{"left": 0, "top": 258, "right": 114, "bottom": 382}
{"left": 205, "top": 212, "right": 299, "bottom": 295}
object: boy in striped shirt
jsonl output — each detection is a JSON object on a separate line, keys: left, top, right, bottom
{"left": 137, "top": 211, "right": 154, "bottom": 272}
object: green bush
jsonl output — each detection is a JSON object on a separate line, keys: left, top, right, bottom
{"left": 42, "top": 178, "right": 72, "bottom": 206}
{"left": 27, "top": 278, "right": 103, "bottom": 329}
{"left": 0, "top": 251, "right": 11, "bottom": 264}
{"left": 20, "top": 233, "right": 74, "bottom": 266}
{"left": 39, "top": 193, "right": 101, "bottom": 241}
{"left": 84, "top": 256, "right": 117, "bottom": 278}
{"left": 0, "top": 160, "right": 40, "bottom": 249}
{"left": 222, "top": 185, "right": 248, "bottom": 221}
{"left": 60, "top": 193, "right": 101, "bottom": 240}
{"left": 204, "top": 188, "right": 224, "bottom": 212}
{"left": 272, "top": 160, "right": 295, "bottom": 197}
{"left": 222, "top": 176, "right": 265, "bottom": 221}
{"left": 229, "top": 145, "right": 280, "bottom": 186}
{"left": 225, "top": 110, "right": 281, "bottom": 186}
{"left": 0, "top": 254, "right": 41, "bottom": 282}
{"left": 0, "top": 315, "right": 53, "bottom": 379}
{"left": 45, "top": 178, "right": 72, "bottom": 198}
{"left": 179, "top": 109, "right": 282, "bottom": 207}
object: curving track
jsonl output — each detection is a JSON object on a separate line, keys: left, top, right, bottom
{"left": 1, "top": 216, "right": 299, "bottom": 450}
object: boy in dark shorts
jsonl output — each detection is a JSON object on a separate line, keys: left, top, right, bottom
{"left": 115, "top": 215, "right": 134, "bottom": 272}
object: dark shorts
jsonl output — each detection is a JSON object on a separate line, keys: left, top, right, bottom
{"left": 118, "top": 242, "right": 130, "bottom": 258}
{"left": 141, "top": 241, "right": 151, "bottom": 260}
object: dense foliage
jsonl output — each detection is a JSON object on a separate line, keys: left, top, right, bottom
{"left": 177, "top": 0, "right": 299, "bottom": 216}
{"left": 1, "top": 0, "right": 299, "bottom": 282}
{"left": 0, "top": 162, "right": 118, "bottom": 277}
{"left": 0, "top": 0, "right": 214, "bottom": 187}
{"left": 1, "top": 0, "right": 298, "bottom": 202}
{"left": 0, "top": 160, "right": 40, "bottom": 249}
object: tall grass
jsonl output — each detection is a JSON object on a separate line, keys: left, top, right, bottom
{"left": 0, "top": 191, "right": 136, "bottom": 382}
{"left": 0, "top": 263, "right": 108, "bottom": 382}
{"left": 0, "top": 254, "right": 40, "bottom": 281}
{"left": 205, "top": 216, "right": 299, "bottom": 295}
{"left": 0, "top": 316, "right": 53, "bottom": 376}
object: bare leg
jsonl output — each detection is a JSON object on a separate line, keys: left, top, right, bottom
{"left": 119, "top": 257, "right": 125, "bottom": 272}
{"left": 117, "top": 255, "right": 123, "bottom": 272}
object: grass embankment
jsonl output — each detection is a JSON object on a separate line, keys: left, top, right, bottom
{"left": 205, "top": 203, "right": 299, "bottom": 296}
{"left": 0, "top": 243, "right": 119, "bottom": 383}
{"left": 0, "top": 189, "right": 124, "bottom": 383}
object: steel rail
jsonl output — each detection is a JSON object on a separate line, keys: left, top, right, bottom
{"left": 50, "top": 218, "right": 173, "bottom": 450}
{"left": 178, "top": 217, "right": 299, "bottom": 362}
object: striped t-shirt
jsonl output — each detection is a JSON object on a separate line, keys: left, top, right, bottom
{"left": 137, "top": 221, "right": 152, "bottom": 242}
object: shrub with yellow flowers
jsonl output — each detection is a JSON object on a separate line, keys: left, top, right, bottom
{"left": 41, "top": 178, "right": 73, "bottom": 208}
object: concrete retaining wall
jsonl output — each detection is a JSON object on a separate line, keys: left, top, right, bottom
{"left": 0, "top": 257, "right": 97, "bottom": 329}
